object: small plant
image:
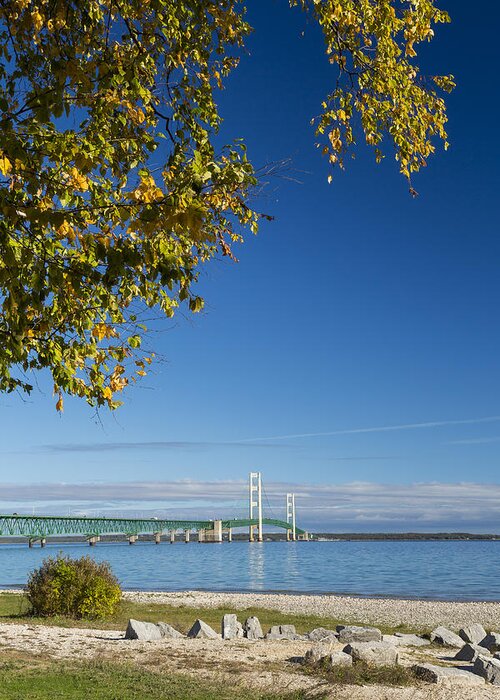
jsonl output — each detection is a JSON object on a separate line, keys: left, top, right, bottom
{"left": 304, "top": 659, "right": 414, "bottom": 687}
{"left": 24, "top": 554, "right": 121, "bottom": 620}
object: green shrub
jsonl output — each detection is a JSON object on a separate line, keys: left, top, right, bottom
{"left": 24, "top": 554, "right": 121, "bottom": 619}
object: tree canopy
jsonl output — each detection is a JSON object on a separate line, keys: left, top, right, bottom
{"left": 0, "top": 0, "right": 454, "bottom": 410}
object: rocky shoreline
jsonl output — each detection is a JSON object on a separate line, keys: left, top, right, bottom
{"left": 3, "top": 588, "right": 500, "bottom": 697}
{"left": 125, "top": 613, "right": 500, "bottom": 686}
{"left": 4, "top": 587, "right": 500, "bottom": 628}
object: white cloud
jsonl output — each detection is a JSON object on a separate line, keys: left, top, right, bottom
{"left": 1, "top": 479, "right": 500, "bottom": 532}
{"left": 241, "top": 415, "right": 500, "bottom": 442}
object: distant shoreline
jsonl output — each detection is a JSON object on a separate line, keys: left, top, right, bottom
{"left": 312, "top": 532, "right": 500, "bottom": 541}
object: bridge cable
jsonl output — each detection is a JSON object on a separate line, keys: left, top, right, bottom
{"left": 261, "top": 480, "right": 278, "bottom": 521}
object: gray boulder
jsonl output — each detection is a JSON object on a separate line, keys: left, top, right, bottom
{"left": 157, "top": 622, "right": 184, "bottom": 639}
{"left": 265, "top": 624, "right": 301, "bottom": 640}
{"left": 236, "top": 620, "right": 245, "bottom": 638}
{"left": 479, "top": 632, "right": 500, "bottom": 651}
{"left": 343, "top": 641, "right": 399, "bottom": 666}
{"left": 473, "top": 655, "right": 500, "bottom": 685}
{"left": 187, "top": 619, "right": 219, "bottom": 639}
{"left": 222, "top": 614, "right": 238, "bottom": 640}
{"left": 125, "top": 619, "right": 162, "bottom": 641}
{"left": 455, "top": 643, "right": 490, "bottom": 662}
{"left": 459, "top": 624, "right": 487, "bottom": 645}
{"left": 304, "top": 641, "right": 339, "bottom": 664}
{"left": 307, "top": 627, "right": 338, "bottom": 643}
{"left": 244, "top": 616, "right": 264, "bottom": 640}
{"left": 393, "top": 633, "right": 430, "bottom": 647}
{"left": 337, "top": 625, "right": 382, "bottom": 644}
{"left": 414, "top": 663, "right": 485, "bottom": 687}
{"left": 384, "top": 633, "right": 430, "bottom": 647}
{"left": 265, "top": 625, "right": 282, "bottom": 640}
{"left": 430, "top": 626, "right": 464, "bottom": 647}
{"left": 328, "top": 651, "right": 353, "bottom": 667}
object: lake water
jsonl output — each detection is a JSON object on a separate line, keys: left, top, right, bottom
{"left": 0, "top": 540, "right": 499, "bottom": 601}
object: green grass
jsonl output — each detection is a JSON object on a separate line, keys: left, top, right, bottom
{"left": 0, "top": 592, "right": 424, "bottom": 636}
{"left": 0, "top": 657, "right": 309, "bottom": 700}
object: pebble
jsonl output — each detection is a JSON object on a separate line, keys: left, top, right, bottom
{"left": 118, "top": 590, "right": 500, "bottom": 630}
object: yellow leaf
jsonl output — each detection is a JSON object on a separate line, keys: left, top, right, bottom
{"left": 92, "top": 323, "right": 107, "bottom": 341}
{"left": 31, "top": 9, "right": 44, "bottom": 33}
{"left": 0, "top": 154, "right": 12, "bottom": 176}
{"left": 68, "top": 167, "right": 89, "bottom": 191}
{"left": 56, "top": 395, "right": 64, "bottom": 412}
{"left": 56, "top": 220, "right": 76, "bottom": 242}
{"left": 102, "top": 386, "right": 112, "bottom": 400}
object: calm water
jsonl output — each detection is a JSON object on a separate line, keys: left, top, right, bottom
{"left": 0, "top": 540, "right": 499, "bottom": 601}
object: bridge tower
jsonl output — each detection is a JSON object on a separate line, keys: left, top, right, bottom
{"left": 286, "top": 493, "right": 296, "bottom": 541}
{"left": 249, "top": 471, "right": 263, "bottom": 542}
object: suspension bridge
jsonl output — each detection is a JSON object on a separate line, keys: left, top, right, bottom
{"left": 0, "top": 472, "right": 308, "bottom": 547}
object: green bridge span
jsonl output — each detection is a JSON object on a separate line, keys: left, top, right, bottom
{"left": 0, "top": 514, "right": 306, "bottom": 545}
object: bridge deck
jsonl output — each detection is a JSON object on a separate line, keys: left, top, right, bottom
{"left": 0, "top": 514, "right": 305, "bottom": 539}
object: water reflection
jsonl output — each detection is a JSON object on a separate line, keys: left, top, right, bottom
{"left": 247, "top": 542, "right": 266, "bottom": 589}
{"left": 281, "top": 543, "right": 300, "bottom": 589}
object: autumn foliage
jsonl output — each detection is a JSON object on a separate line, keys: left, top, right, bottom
{"left": 0, "top": 1, "right": 453, "bottom": 409}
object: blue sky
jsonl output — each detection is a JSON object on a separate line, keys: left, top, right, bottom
{"left": 1, "top": 0, "right": 500, "bottom": 531}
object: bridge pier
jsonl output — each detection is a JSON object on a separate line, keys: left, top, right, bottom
{"left": 212, "top": 520, "right": 222, "bottom": 543}
{"left": 40, "top": 538, "right": 46, "bottom": 548}
{"left": 249, "top": 525, "right": 263, "bottom": 542}
{"left": 184, "top": 529, "right": 190, "bottom": 543}
{"left": 154, "top": 532, "right": 162, "bottom": 544}
{"left": 88, "top": 535, "right": 100, "bottom": 546}
{"left": 221, "top": 526, "right": 232, "bottom": 542}
{"left": 170, "top": 529, "right": 176, "bottom": 544}
{"left": 200, "top": 520, "right": 222, "bottom": 543}
{"left": 198, "top": 529, "right": 205, "bottom": 543}
{"left": 128, "top": 534, "right": 138, "bottom": 545}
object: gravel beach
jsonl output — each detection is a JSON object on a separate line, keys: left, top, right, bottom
{"left": 122, "top": 589, "right": 500, "bottom": 630}
{"left": 3, "top": 589, "right": 500, "bottom": 698}
{"left": 4, "top": 587, "right": 500, "bottom": 629}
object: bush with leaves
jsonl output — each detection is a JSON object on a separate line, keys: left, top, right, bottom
{"left": 25, "top": 554, "right": 121, "bottom": 619}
